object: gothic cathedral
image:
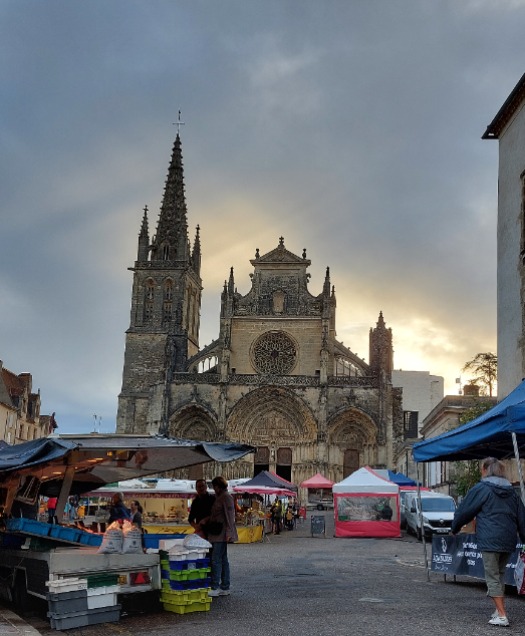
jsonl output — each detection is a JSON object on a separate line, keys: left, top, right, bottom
{"left": 116, "top": 134, "right": 404, "bottom": 483}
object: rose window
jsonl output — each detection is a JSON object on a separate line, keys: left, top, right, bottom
{"left": 252, "top": 331, "right": 297, "bottom": 374}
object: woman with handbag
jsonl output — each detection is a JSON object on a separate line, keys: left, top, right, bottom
{"left": 207, "top": 476, "right": 238, "bottom": 597}
{"left": 451, "top": 457, "right": 525, "bottom": 627}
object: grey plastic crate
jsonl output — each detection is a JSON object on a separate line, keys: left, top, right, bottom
{"left": 47, "top": 589, "right": 88, "bottom": 614}
{"left": 48, "top": 604, "right": 121, "bottom": 630}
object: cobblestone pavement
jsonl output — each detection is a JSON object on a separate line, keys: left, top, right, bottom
{"left": 7, "top": 512, "right": 525, "bottom": 635}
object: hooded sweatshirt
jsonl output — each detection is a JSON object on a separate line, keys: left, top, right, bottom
{"left": 451, "top": 476, "right": 525, "bottom": 552}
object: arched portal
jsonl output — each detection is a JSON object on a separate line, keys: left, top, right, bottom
{"left": 168, "top": 405, "right": 217, "bottom": 441}
{"left": 227, "top": 387, "right": 317, "bottom": 480}
{"left": 168, "top": 405, "right": 218, "bottom": 479}
{"left": 327, "top": 408, "right": 378, "bottom": 479}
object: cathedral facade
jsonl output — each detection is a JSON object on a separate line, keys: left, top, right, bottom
{"left": 116, "top": 134, "right": 404, "bottom": 484}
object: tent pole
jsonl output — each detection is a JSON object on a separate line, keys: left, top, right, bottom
{"left": 417, "top": 463, "right": 430, "bottom": 582}
{"left": 511, "top": 432, "right": 525, "bottom": 505}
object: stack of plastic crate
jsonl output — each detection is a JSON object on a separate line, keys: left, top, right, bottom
{"left": 159, "top": 548, "right": 212, "bottom": 614}
{"left": 46, "top": 576, "right": 121, "bottom": 630}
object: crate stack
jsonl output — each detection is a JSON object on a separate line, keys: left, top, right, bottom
{"left": 45, "top": 574, "right": 120, "bottom": 630}
{"left": 159, "top": 548, "right": 212, "bottom": 614}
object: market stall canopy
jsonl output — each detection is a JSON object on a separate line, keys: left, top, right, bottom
{"left": 332, "top": 467, "right": 399, "bottom": 494}
{"left": 239, "top": 470, "right": 297, "bottom": 492}
{"left": 0, "top": 434, "right": 256, "bottom": 496}
{"left": 373, "top": 469, "right": 417, "bottom": 487}
{"left": 412, "top": 379, "right": 525, "bottom": 462}
{"left": 232, "top": 485, "right": 297, "bottom": 498}
{"left": 299, "top": 473, "right": 334, "bottom": 489}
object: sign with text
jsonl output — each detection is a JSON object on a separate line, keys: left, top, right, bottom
{"left": 311, "top": 515, "right": 325, "bottom": 537}
{"left": 431, "top": 534, "right": 521, "bottom": 585}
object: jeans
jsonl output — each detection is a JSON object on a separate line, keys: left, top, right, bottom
{"left": 210, "top": 542, "right": 230, "bottom": 590}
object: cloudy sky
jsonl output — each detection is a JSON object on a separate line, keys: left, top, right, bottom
{"left": 1, "top": 1, "right": 523, "bottom": 434}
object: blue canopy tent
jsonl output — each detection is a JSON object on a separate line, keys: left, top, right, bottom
{"left": 412, "top": 380, "right": 525, "bottom": 503}
{"left": 412, "top": 379, "right": 525, "bottom": 462}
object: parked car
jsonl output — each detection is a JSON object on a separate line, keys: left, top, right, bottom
{"left": 405, "top": 491, "right": 456, "bottom": 540}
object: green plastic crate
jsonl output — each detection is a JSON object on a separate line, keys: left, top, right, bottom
{"left": 169, "top": 567, "right": 210, "bottom": 581}
{"left": 163, "top": 599, "right": 211, "bottom": 614}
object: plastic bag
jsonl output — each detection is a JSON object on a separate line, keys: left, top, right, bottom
{"left": 183, "top": 534, "right": 212, "bottom": 549}
{"left": 514, "top": 551, "right": 525, "bottom": 594}
{"left": 97, "top": 522, "right": 123, "bottom": 554}
{"left": 122, "top": 520, "right": 143, "bottom": 554}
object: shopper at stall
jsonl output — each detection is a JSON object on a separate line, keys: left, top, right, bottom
{"left": 207, "top": 476, "right": 238, "bottom": 597}
{"left": 189, "top": 479, "right": 215, "bottom": 538}
{"left": 270, "top": 496, "right": 283, "bottom": 534}
{"left": 108, "top": 492, "right": 131, "bottom": 524}
{"left": 46, "top": 497, "right": 57, "bottom": 524}
{"left": 451, "top": 457, "right": 525, "bottom": 627}
{"left": 130, "top": 500, "right": 143, "bottom": 528}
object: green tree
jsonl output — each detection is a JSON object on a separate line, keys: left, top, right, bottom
{"left": 462, "top": 352, "right": 497, "bottom": 397}
{"left": 451, "top": 402, "right": 495, "bottom": 497}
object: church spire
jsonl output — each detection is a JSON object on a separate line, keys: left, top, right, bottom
{"left": 191, "top": 224, "right": 201, "bottom": 275}
{"left": 151, "top": 133, "right": 189, "bottom": 264}
{"left": 137, "top": 205, "right": 149, "bottom": 262}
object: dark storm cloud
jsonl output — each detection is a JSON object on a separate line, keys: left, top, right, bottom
{"left": 1, "top": 0, "right": 522, "bottom": 431}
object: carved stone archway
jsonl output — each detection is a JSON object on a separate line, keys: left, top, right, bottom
{"left": 168, "top": 404, "right": 217, "bottom": 441}
{"left": 226, "top": 387, "right": 317, "bottom": 446}
{"left": 327, "top": 408, "right": 378, "bottom": 478}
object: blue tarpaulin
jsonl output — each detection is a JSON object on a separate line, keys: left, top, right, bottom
{"left": 386, "top": 470, "right": 417, "bottom": 486}
{"left": 412, "top": 380, "right": 525, "bottom": 462}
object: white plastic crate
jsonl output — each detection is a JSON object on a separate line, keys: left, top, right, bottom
{"left": 159, "top": 538, "right": 185, "bottom": 550}
{"left": 46, "top": 578, "right": 88, "bottom": 593}
{"left": 87, "top": 592, "right": 118, "bottom": 609}
{"left": 87, "top": 584, "right": 119, "bottom": 597}
{"left": 168, "top": 550, "right": 207, "bottom": 561}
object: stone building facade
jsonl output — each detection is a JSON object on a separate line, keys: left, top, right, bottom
{"left": 0, "top": 359, "right": 55, "bottom": 444}
{"left": 483, "top": 73, "right": 525, "bottom": 398}
{"left": 116, "top": 134, "right": 404, "bottom": 484}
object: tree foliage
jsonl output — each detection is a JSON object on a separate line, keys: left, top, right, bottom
{"left": 451, "top": 401, "right": 495, "bottom": 497}
{"left": 462, "top": 352, "right": 497, "bottom": 397}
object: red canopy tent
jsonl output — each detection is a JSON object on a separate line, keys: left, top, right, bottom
{"left": 299, "top": 473, "right": 335, "bottom": 489}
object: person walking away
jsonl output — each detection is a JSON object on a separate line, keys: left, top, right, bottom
{"left": 108, "top": 492, "right": 131, "bottom": 524}
{"left": 271, "top": 497, "right": 283, "bottom": 534}
{"left": 207, "top": 476, "right": 238, "bottom": 597}
{"left": 188, "top": 479, "right": 215, "bottom": 538}
{"left": 451, "top": 457, "right": 525, "bottom": 627}
{"left": 46, "top": 497, "right": 58, "bottom": 524}
{"left": 130, "top": 500, "right": 143, "bottom": 528}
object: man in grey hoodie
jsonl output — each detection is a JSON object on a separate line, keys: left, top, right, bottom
{"left": 452, "top": 457, "right": 525, "bottom": 627}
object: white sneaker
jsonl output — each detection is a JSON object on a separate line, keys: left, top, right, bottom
{"left": 219, "top": 589, "right": 230, "bottom": 596}
{"left": 208, "top": 589, "right": 220, "bottom": 597}
{"left": 488, "top": 615, "right": 509, "bottom": 626}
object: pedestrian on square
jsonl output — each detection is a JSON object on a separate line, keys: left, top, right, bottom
{"left": 207, "top": 476, "right": 238, "bottom": 597}
{"left": 108, "top": 492, "right": 131, "bottom": 524}
{"left": 188, "top": 479, "right": 215, "bottom": 538}
{"left": 451, "top": 457, "right": 525, "bottom": 627}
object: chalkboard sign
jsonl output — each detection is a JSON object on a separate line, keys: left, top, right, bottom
{"left": 311, "top": 515, "right": 325, "bottom": 537}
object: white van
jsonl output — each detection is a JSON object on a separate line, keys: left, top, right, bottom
{"left": 405, "top": 491, "right": 456, "bottom": 540}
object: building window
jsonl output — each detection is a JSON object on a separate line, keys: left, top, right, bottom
{"left": 144, "top": 280, "right": 155, "bottom": 321}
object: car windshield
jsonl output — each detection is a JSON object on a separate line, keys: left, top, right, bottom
{"left": 421, "top": 498, "right": 455, "bottom": 512}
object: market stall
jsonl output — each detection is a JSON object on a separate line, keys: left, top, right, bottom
{"left": 0, "top": 434, "right": 255, "bottom": 622}
{"left": 412, "top": 379, "right": 525, "bottom": 583}
{"left": 300, "top": 472, "right": 334, "bottom": 510}
{"left": 88, "top": 478, "right": 264, "bottom": 544}
{"left": 333, "top": 466, "right": 400, "bottom": 538}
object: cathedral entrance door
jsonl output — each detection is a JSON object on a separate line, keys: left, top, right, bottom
{"left": 254, "top": 446, "right": 270, "bottom": 477}
{"left": 276, "top": 447, "right": 292, "bottom": 482}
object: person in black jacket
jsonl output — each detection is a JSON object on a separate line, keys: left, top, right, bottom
{"left": 451, "top": 457, "right": 525, "bottom": 627}
{"left": 188, "top": 479, "right": 215, "bottom": 538}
